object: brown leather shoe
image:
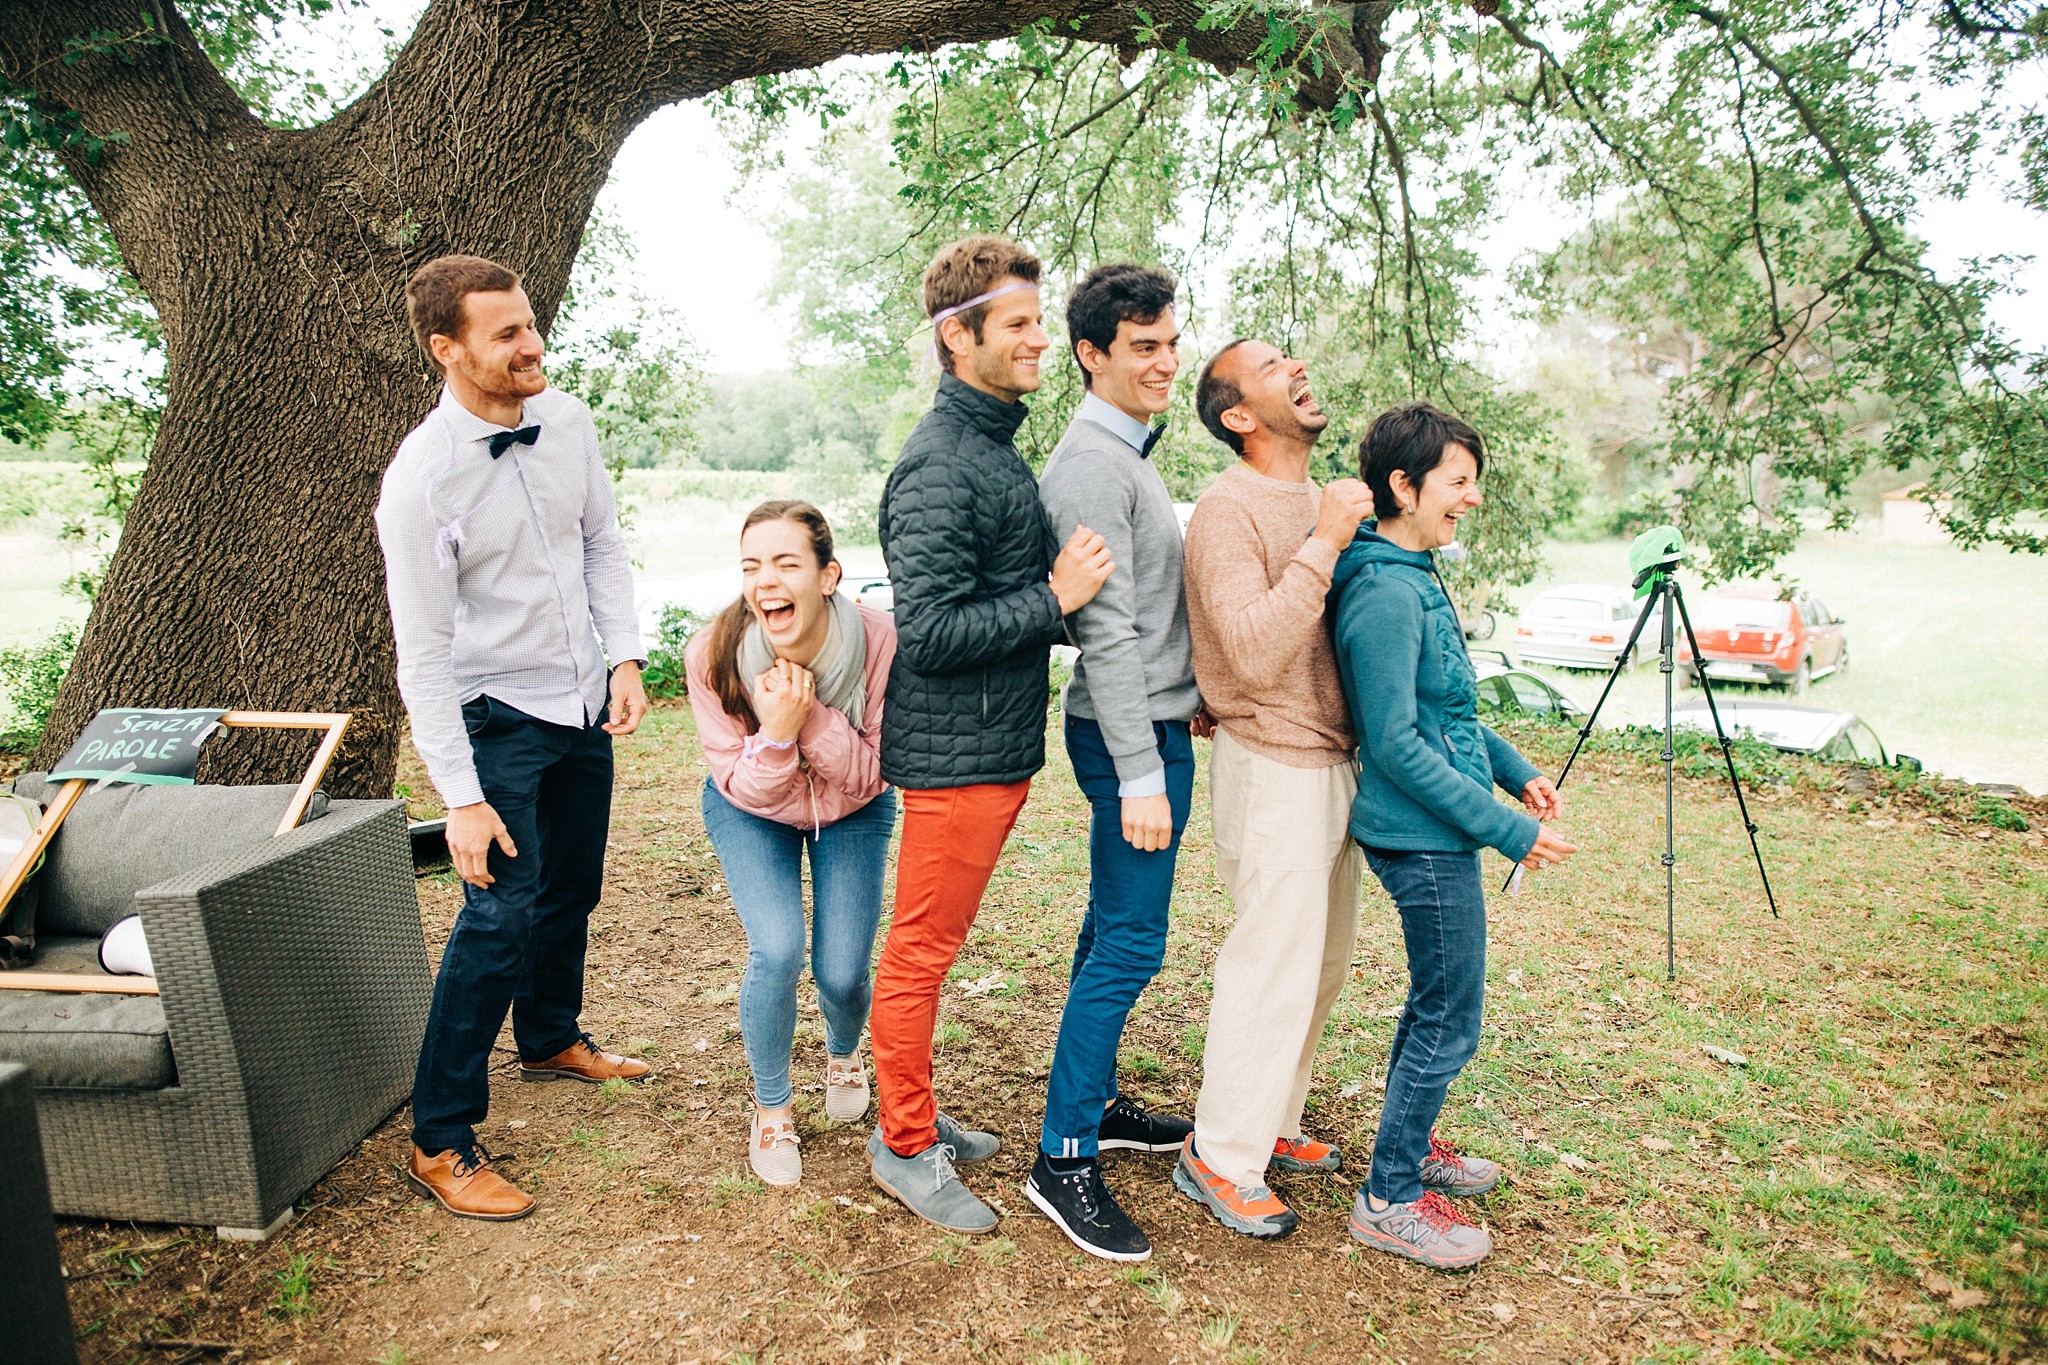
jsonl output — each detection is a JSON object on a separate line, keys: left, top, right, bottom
{"left": 405, "top": 1145, "right": 535, "bottom": 1221}
{"left": 518, "top": 1035, "right": 652, "bottom": 1084}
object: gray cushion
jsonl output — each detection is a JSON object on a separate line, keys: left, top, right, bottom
{"left": 11, "top": 774, "right": 326, "bottom": 937}
{"left": 0, "top": 941, "right": 176, "bottom": 1089}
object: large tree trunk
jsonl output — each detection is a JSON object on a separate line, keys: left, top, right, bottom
{"left": 1, "top": 0, "right": 1378, "bottom": 796}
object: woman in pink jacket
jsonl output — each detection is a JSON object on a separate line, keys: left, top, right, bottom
{"left": 686, "top": 500, "right": 897, "bottom": 1187}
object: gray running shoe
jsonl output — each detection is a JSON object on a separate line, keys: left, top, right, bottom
{"left": 1419, "top": 1131, "right": 1501, "bottom": 1198}
{"left": 870, "top": 1139, "right": 998, "bottom": 1233}
{"left": 1348, "top": 1189, "right": 1492, "bottom": 1269}
{"left": 868, "top": 1112, "right": 1000, "bottom": 1164}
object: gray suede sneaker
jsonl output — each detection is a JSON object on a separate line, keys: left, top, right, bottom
{"left": 1419, "top": 1130, "right": 1501, "bottom": 1198}
{"left": 1348, "top": 1189, "right": 1492, "bottom": 1269}
{"left": 870, "top": 1139, "right": 999, "bottom": 1233}
{"left": 866, "top": 1112, "right": 1000, "bottom": 1164}
{"left": 935, "top": 1111, "right": 1001, "bottom": 1162}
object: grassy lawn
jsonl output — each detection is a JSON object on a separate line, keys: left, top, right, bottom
{"left": 49, "top": 704, "right": 2046, "bottom": 1363}
{"left": 1498, "top": 534, "right": 2048, "bottom": 795}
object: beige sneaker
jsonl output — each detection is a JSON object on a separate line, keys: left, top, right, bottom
{"left": 825, "top": 1051, "right": 870, "bottom": 1123}
{"left": 749, "top": 1109, "right": 802, "bottom": 1187}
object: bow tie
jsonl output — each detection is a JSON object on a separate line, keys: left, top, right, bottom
{"left": 488, "top": 425, "right": 540, "bottom": 459}
{"left": 1141, "top": 424, "right": 1167, "bottom": 459}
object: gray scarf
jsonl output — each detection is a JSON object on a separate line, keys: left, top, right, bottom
{"left": 737, "top": 590, "right": 868, "bottom": 730}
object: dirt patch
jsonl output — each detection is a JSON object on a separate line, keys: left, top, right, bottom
{"left": 44, "top": 705, "right": 2048, "bottom": 1363}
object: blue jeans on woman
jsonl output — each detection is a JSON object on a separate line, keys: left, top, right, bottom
{"left": 1362, "top": 846, "right": 1487, "bottom": 1204}
{"left": 1040, "top": 715, "right": 1194, "bottom": 1157}
{"left": 700, "top": 779, "right": 897, "bottom": 1109}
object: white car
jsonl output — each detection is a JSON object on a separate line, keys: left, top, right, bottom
{"left": 1513, "top": 583, "right": 1662, "bottom": 671}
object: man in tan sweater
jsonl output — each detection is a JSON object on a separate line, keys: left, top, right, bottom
{"left": 1172, "top": 338, "right": 1375, "bottom": 1238}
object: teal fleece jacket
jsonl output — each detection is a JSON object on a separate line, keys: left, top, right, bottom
{"left": 1329, "top": 525, "right": 1543, "bottom": 862}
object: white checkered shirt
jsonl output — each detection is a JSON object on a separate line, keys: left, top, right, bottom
{"left": 375, "top": 385, "right": 644, "bottom": 809}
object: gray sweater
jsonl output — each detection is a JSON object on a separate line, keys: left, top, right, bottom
{"left": 1039, "top": 397, "right": 1201, "bottom": 790}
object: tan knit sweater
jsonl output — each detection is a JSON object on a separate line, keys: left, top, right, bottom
{"left": 1182, "top": 462, "right": 1355, "bottom": 767}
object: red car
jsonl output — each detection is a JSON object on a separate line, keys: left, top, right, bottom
{"left": 1678, "top": 585, "right": 1847, "bottom": 694}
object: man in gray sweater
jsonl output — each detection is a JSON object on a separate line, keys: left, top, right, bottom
{"left": 1028, "top": 263, "right": 1202, "bottom": 1262}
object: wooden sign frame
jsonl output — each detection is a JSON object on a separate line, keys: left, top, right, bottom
{"left": 0, "top": 710, "right": 350, "bottom": 996}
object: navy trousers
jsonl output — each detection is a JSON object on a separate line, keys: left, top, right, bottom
{"left": 1039, "top": 715, "right": 1193, "bottom": 1157}
{"left": 411, "top": 696, "right": 613, "bottom": 1154}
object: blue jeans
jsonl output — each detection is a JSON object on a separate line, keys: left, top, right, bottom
{"left": 1363, "top": 846, "right": 1487, "bottom": 1203}
{"left": 700, "top": 778, "right": 898, "bottom": 1109}
{"left": 412, "top": 696, "right": 613, "bottom": 1154}
{"left": 1040, "top": 716, "right": 1194, "bottom": 1157}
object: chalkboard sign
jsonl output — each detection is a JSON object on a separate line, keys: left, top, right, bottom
{"left": 49, "top": 708, "right": 228, "bottom": 786}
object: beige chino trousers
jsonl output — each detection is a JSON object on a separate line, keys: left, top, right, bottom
{"left": 1192, "top": 727, "right": 1364, "bottom": 1192}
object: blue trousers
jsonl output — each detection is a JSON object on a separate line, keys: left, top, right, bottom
{"left": 1040, "top": 716, "right": 1193, "bottom": 1157}
{"left": 412, "top": 697, "right": 613, "bottom": 1154}
{"left": 1362, "top": 847, "right": 1487, "bottom": 1203}
{"left": 699, "top": 779, "right": 898, "bottom": 1108}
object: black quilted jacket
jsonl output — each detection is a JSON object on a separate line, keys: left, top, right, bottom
{"left": 877, "top": 374, "right": 1065, "bottom": 790}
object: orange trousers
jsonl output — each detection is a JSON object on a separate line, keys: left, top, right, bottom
{"left": 870, "top": 780, "right": 1031, "bottom": 1155}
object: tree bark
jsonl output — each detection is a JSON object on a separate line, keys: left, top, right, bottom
{"left": 0, "top": 0, "right": 1376, "bottom": 796}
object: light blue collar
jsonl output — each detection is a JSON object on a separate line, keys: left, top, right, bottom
{"left": 1078, "top": 390, "right": 1155, "bottom": 455}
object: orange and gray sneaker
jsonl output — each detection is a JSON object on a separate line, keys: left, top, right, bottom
{"left": 405, "top": 1143, "right": 535, "bottom": 1221}
{"left": 1172, "top": 1135, "right": 1299, "bottom": 1239}
{"left": 1271, "top": 1133, "right": 1343, "bottom": 1174}
{"left": 518, "top": 1033, "right": 652, "bottom": 1084}
{"left": 1419, "top": 1129, "right": 1500, "bottom": 1198}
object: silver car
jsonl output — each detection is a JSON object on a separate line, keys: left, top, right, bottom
{"left": 1512, "top": 583, "right": 1663, "bottom": 670}
{"left": 1672, "top": 699, "right": 1919, "bottom": 771}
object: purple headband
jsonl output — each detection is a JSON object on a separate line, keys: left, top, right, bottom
{"left": 927, "top": 279, "right": 1039, "bottom": 362}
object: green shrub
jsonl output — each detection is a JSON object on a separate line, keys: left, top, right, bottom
{"left": 641, "top": 602, "right": 707, "bottom": 700}
{"left": 0, "top": 624, "right": 79, "bottom": 748}
{"left": 1971, "top": 795, "right": 2030, "bottom": 833}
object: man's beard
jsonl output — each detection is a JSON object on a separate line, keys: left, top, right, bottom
{"left": 1264, "top": 400, "right": 1327, "bottom": 446}
{"left": 971, "top": 346, "right": 1035, "bottom": 399}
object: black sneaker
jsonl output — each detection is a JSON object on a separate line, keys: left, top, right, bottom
{"left": 1097, "top": 1095, "right": 1193, "bottom": 1153}
{"left": 1025, "top": 1154, "right": 1151, "bottom": 1262}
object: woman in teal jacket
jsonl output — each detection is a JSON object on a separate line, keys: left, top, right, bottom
{"left": 1329, "top": 402, "right": 1578, "bottom": 1271}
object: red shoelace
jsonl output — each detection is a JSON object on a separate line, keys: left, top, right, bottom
{"left": 1414, "top": 1190, "right": 1475, "bottom": 1230}
{"left": 1427, "top": 1131, "right": 1462, "bottom": 1167}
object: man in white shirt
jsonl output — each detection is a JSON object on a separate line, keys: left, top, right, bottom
{"left": 376, "top": 254, "right": 650, "bottom": 1221}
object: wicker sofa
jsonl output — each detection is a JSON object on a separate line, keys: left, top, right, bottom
{"left": 0, "top": 774, "right": 430, "bottom": 1237}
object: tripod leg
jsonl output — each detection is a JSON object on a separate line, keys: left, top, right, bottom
{"left": 1673, "top": 588, "right": 1781, "bottom": 919}
{"left": 1497, "top": 588, "right": 1665, "bottom": 894}
{"left": 1660, "top": 580, "right": 1676, "bottom": 981}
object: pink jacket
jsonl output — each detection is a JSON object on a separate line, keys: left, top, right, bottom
{"left": 685, "top": 602, "right": 896, "bottom": 830}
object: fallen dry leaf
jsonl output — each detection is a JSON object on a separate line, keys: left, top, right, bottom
{"left": 1489, "top": 1302, "right": 1517, "bottom": 1322}
{"left": 1701, "top": 1044, "right": 1749, "bottom": 1066}
{"left": 1639, "top": 1136, "right": 1674, "bottom": 1153}
{"left": 1558, "top": 1151, "right": 1592, "bottom": 1171}
{"left": 1948, "top": 1287, "right": 1990, "bottom": 1310}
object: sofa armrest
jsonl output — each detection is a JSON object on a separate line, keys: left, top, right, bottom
{"left": 132, "top": 800, "right": 430, "bottom": 1119}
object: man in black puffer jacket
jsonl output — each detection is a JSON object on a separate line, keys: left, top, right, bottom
{"left": 867, "top": 235, "right": 1113, "bottom": 1234}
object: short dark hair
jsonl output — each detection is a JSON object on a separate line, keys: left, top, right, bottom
{"left": 406, "top": 254, "right": 520, "bottom": 366}
{"left": 1066, "top": 263, "right": 1177, "bottom": 388}
{"left": 1358, "top": 402, "right": 1488, "bottom": 517}
{"left": 922, "top": 235, "right": 1043, "bottom": 376}
{"left": 1195, "top": 339, "right": 1255, "bottom": 454}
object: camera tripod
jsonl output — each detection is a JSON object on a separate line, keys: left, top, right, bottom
{"left": 1509, "top": 542, "right": 1779, "bottom": 979}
